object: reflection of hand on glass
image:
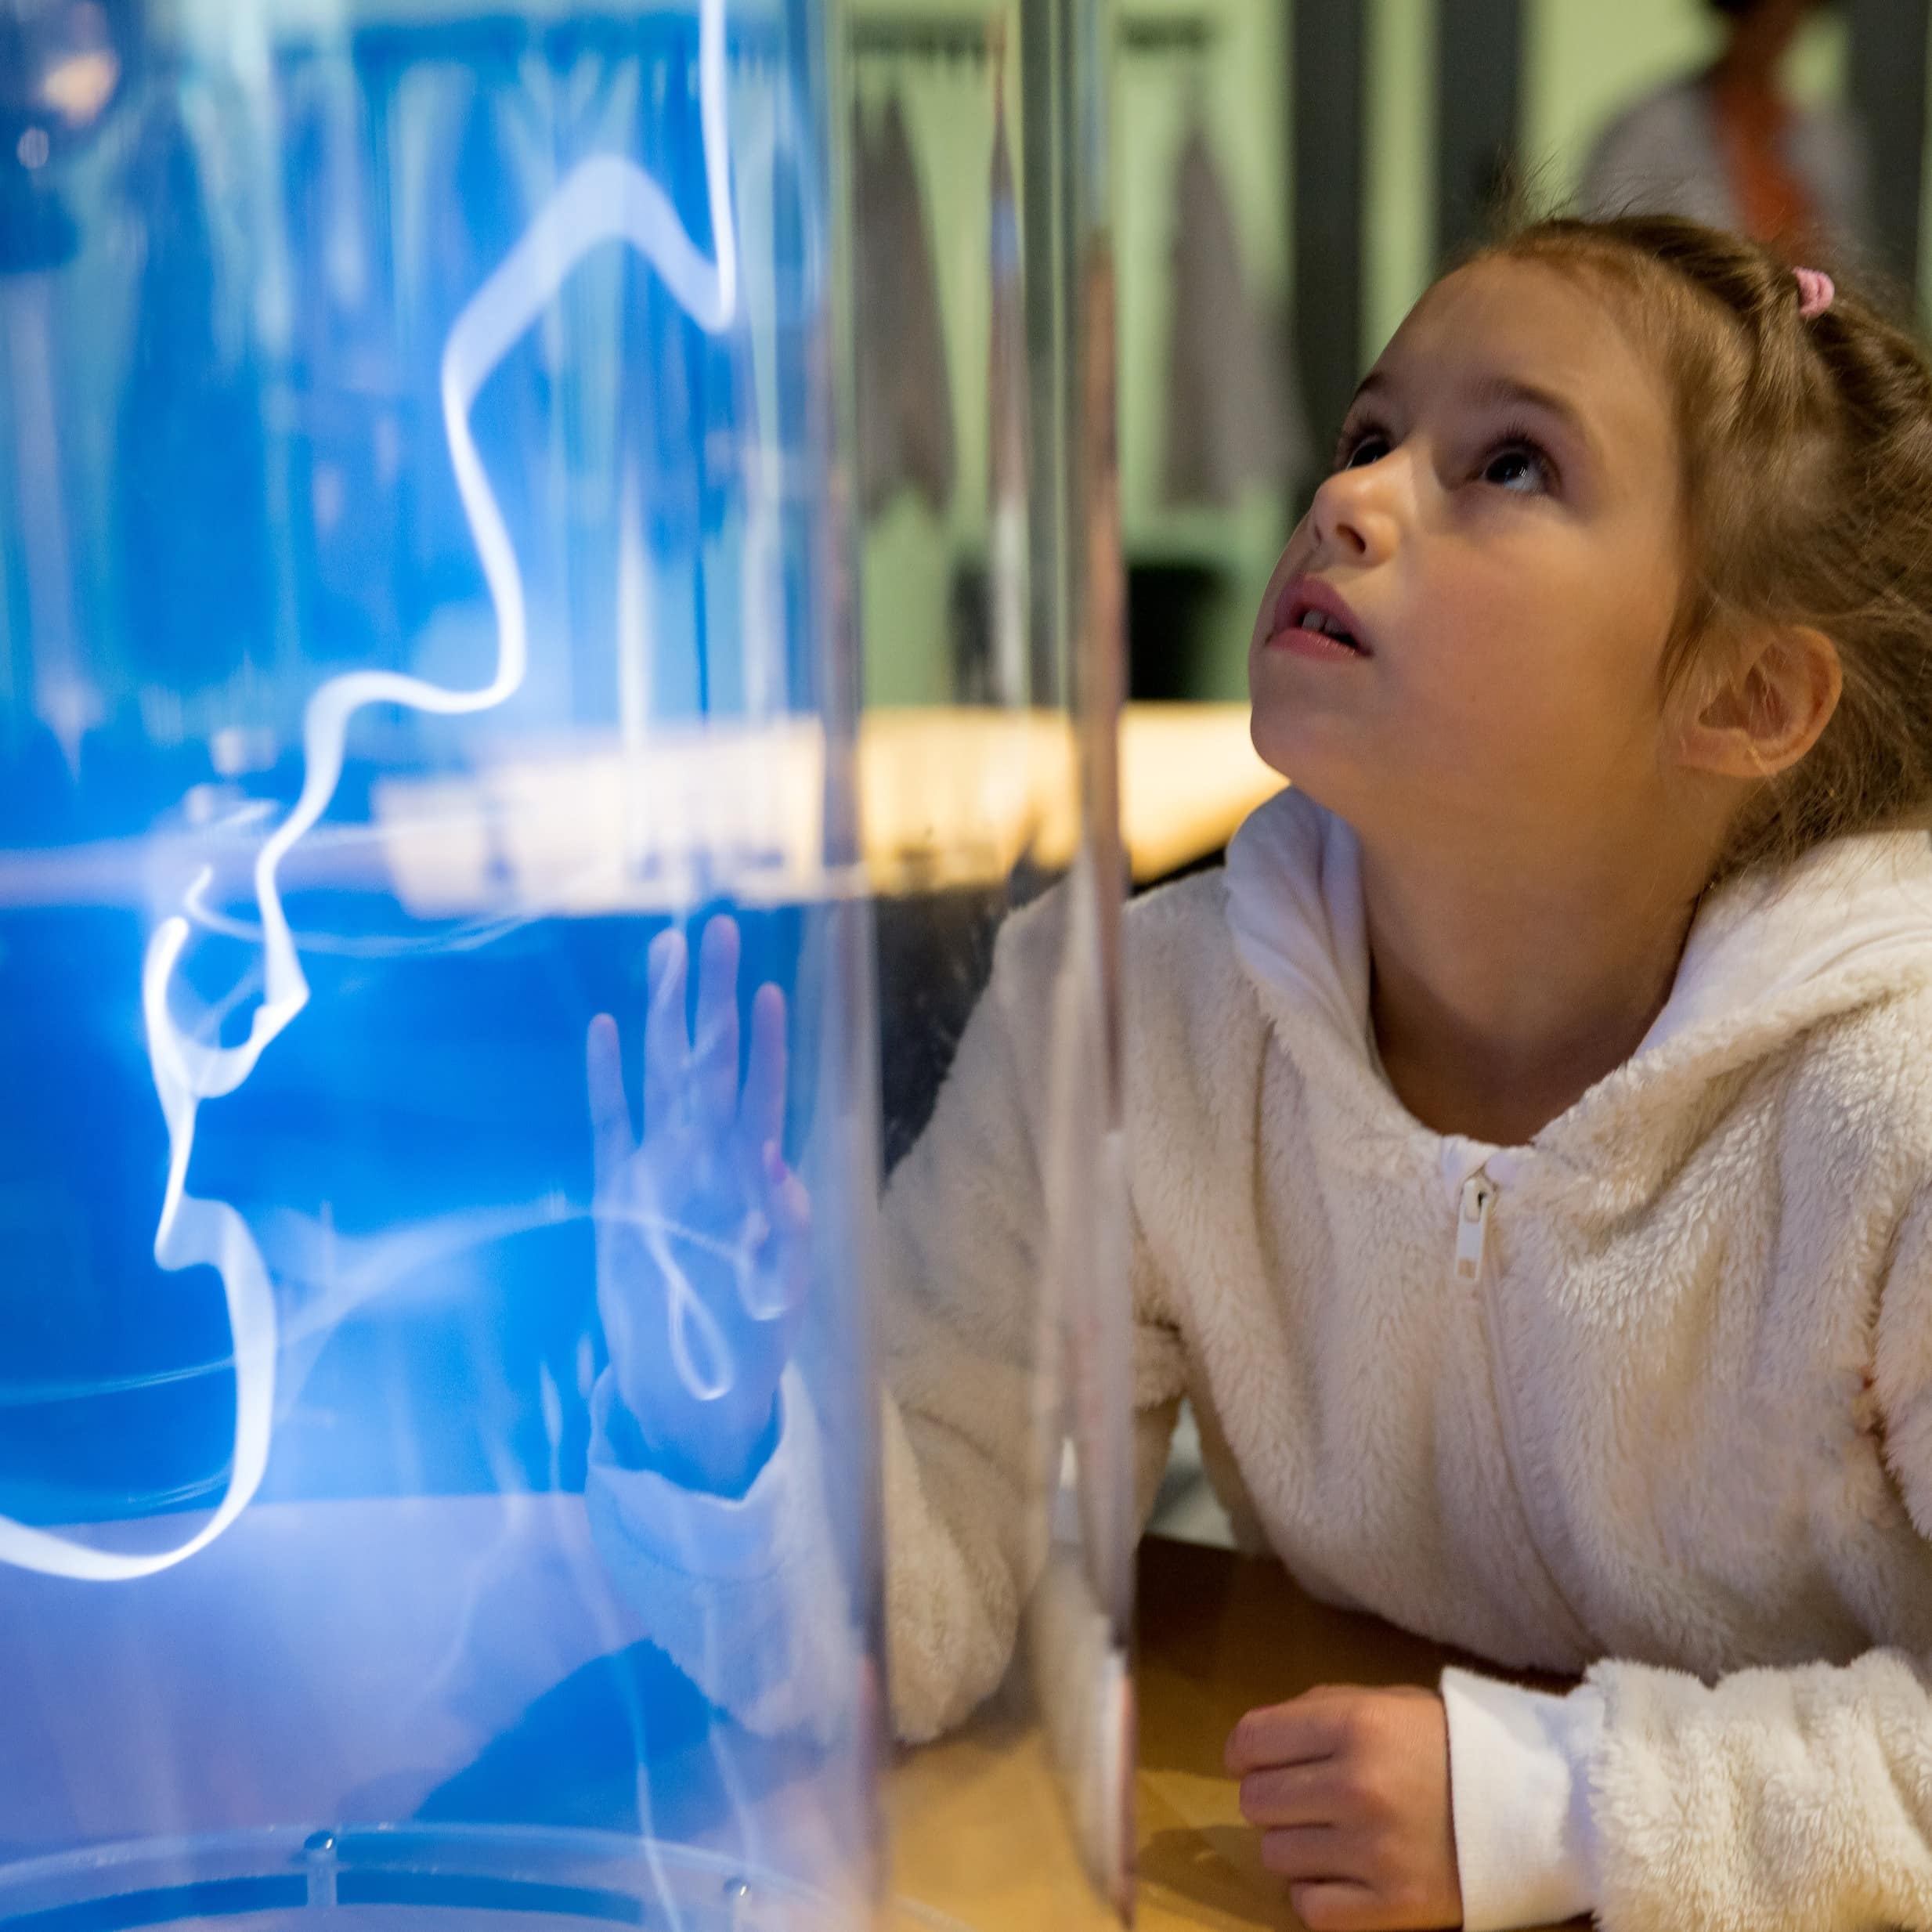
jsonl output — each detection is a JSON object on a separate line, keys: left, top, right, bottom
{"left": 587, "top": 915, "right": 811, "bottom": 1498}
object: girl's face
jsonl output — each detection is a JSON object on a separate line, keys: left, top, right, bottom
{"left": 1250, "top": 257, "right": 1694, "bottom": 863}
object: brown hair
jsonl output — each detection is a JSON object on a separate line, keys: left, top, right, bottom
{"left": 1475, "top": 215, "right": 1932, "bottom": 887}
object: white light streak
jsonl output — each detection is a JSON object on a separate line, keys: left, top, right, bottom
{"left": 0, "top": 0, "right": 740, "bottom": 1579}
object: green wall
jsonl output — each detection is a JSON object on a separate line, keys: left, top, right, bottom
{"left": 850, "top": 5, "right": 1007, "bottom": 706}
{"left": 1114, "top": 2, "right": 1291, "bottom": 702}
{"left": 853, "top": 0, "right": 1294, "bottom": 706}
{"left": 854, "top": 0, "right": 1910, "bottom": 710}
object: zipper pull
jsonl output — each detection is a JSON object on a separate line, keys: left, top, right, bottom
{"left": 1454, "top": 1175, "right": 1495, "bottom": 1283}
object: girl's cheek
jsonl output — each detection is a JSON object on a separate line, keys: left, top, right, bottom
{"left": 1401, "top": 608, "right": 1564, "bottom": 745}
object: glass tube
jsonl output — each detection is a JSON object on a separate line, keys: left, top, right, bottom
{"left": 842, "top": 0, "right": 1132, "bottom": 1924}
{"left": 0, "top": 1, "right": 888, "bottom": 1924}
{"left": 0, "top": 0, "right": 1129, "bottom": 1926}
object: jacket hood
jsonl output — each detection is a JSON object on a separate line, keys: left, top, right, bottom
{"left": 1224, "top": 787, "right": 1932, "bottom": 1168}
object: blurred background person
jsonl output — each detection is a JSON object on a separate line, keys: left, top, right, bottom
{"left": 1580, "top": 0, "right": 1870, "bottom": 262}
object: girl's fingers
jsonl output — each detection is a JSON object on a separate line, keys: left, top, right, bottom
{"left": 693, "top": 916, "right": 742, "bottom": 1129}
{"left": 1237, "top": 1763, "right": 1334, "bottom": 1830}
{"left": 1282, "top": 1879, "right": 1381, "bottom": 1932}
{"left": 1257, "top": 1826, "right": 1349, "bottom": 1884}
{"left": 767, "top": 1259, "right": 813, "bottom": 1360}
{"left": 763, "top": 1140, "right": 812, "bottom": 1241}
{"left": 735, "top": 1142, "right": 812, "bottom": 1323}
{"left": 751, "top": 1224, "right": 814, "bottom": 1367}
{"left": 586, "top": 1013, "right": 634, "bottom": 1189}
{"left": 643, "top": 927, "right": 691, "bottom": 1136}
{"left": 742, "top": 983, "right": 789, "bottom": 1149}
{"left": 1226, "top": 1699, "right": 1345, "bottom": 1776}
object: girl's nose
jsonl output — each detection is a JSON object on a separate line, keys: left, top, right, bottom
{"left": 1307, "top": 456, "right": 1402, "bottom": 565}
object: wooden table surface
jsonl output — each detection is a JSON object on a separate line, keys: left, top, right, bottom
{"left": 890, "top": 1534, "right": 1585, "bottom": 1932}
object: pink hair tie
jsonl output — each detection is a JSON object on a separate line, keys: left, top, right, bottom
{"left": 1794, "top": 266, "right": 1836, "bottom": 319}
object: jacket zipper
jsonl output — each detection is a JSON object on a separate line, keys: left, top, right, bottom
{"left": 1453, "top": 1168, "right": 1595, "bottom": 1656}
{"left": 1454, "top": 1176, "right": 1494, "bottom": 1283}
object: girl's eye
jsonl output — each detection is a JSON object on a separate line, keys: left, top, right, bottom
{"left": 1338, "top": 430, "right": 1390, "bottom": 471}
{"left": 1480, "top": 440, "right": 1555, "bottom": 494}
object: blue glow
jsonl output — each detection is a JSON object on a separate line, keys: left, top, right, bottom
{"left": 0, "top": 0, "right": 876, "bottom": 1909}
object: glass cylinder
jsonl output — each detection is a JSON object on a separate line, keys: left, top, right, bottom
{"left": 844, "top": 1, "right": 1131, "bottom": 1926}
{"left": 0, "top": 0, "right": 881, "bottom": 1924}
{"left": 0, "top": 0, "right": 1128, "bottom": 1926}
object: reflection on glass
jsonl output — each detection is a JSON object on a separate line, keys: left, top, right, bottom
{"left": 845, "top": 2, "right": 1132, "bottom": 1924}
{"left": 2, "top": 0, "right": 1129, "bottom": 1925}
{"left": 0, "top": 0, "right": 887, "bottom": 1923}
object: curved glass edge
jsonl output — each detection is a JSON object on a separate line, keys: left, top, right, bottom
{"left": 0, "top": 1824, "right": 855, "bottom": 1927}
{"left": 1019, "top": 0, "right": 1134, "bottom": 1918}
{"left": 0, "top": 1825, "right": 968, "bottom": 1930}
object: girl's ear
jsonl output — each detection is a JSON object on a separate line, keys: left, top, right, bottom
{"left": 1674, "top": 624, "right": 1843, "bottom": 782}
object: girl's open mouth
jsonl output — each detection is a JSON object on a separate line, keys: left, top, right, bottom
{"left": 1266, "top": 576, "right": 1372, "bottom": 659}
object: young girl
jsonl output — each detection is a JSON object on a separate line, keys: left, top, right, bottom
{"left": 584, "top": 216, "right": 1932, "bottom": 1932}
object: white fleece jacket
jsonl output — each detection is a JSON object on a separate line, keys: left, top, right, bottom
{"left": 589, "top": 787, "right": 1932, "bottom": 1932}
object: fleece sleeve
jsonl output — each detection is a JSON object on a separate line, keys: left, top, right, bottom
{"left": 1566, "top": 1186, "right": 1932, "bottom": 1932}
{"left": 868, "top": 892, "right": 1188, "bottom": 1740}
{"left": 585, "top": 1364, "right": 862, "bottom": 1743}
{"left": 587, "top": 887, "right": 1190, "bottom": 1744}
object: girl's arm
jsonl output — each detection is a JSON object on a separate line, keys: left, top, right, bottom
{"left": 587, "top": 887, "right": 1190, "bottom": 1743}
{"left": 1440, "top": 1184, "right": 1932, "bottom": 1932}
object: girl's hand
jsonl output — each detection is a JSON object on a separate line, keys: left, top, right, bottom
{"left": 1226, "top": 1684, "right": 1462, "bottom": 1931}
{"left": 586, "top": 916, "right": 811, "bottom": 1497}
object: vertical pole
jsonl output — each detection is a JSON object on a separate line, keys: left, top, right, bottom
{"left": 1846, "top": 0, "right": 1929, "bottom": 299}
{"left": 1434, "top": 0, "right": 1522, "bottom": 259}
{"left": 1022, "top": 0, "right": 1070, "bottom": 709}
{"left": 1291, "top": 0, "right": 1368, "bottom": 465}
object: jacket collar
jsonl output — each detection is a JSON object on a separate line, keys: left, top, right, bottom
{"left": 1224, "top": 787, "right": 1932, "bottom": 1170}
